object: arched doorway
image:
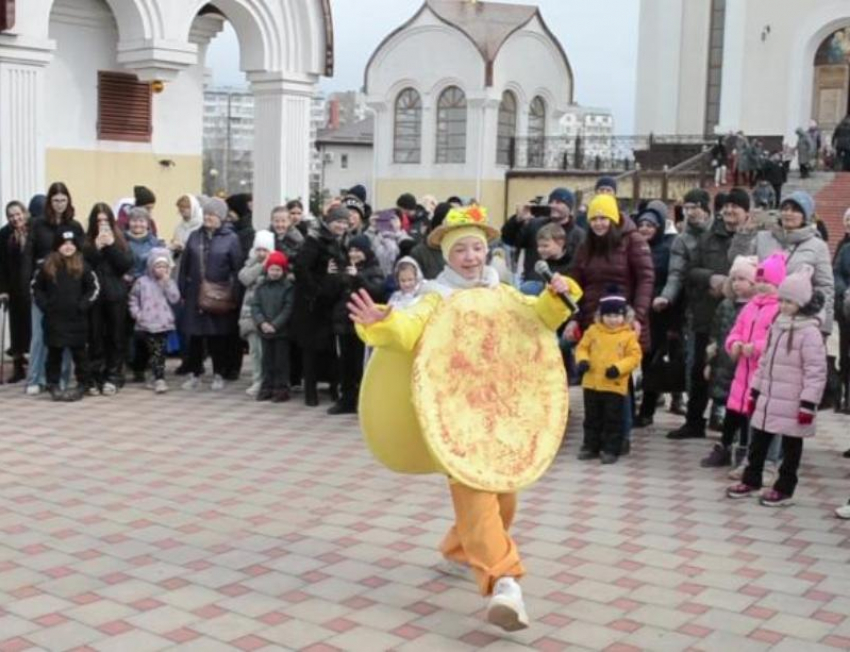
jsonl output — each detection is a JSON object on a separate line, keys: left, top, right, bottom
{"left": 813, "top": 26, "right": 850, "bottom": 135}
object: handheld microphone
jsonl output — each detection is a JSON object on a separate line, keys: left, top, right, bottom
{"left": 534, "top": 260, "right": 580, "bottom": 314}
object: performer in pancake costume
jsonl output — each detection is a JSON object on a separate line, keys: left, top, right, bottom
{"left": 348, "top": 205, "right": 582, "bottom": 631}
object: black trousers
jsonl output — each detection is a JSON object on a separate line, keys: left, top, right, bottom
{"left": 187, "top": 335, "right": 228, "bottom": 376}
{"left": 7, "top": 292, "right": 32, "bottom": 357}
{"left": 261, "top": 338, "right": 291, "bottom": 391}
{"left": 686, "top": 332, "right": 710, "bottom": 427}
{"left": 145, "top": 333, "right": 167, "bottom": 380}
{"left": 721, "top": 410, "right": 750, "bottom": 449}
{"left": 583, "top": 389, "right": 625, "bottom": 455}
{"left": 839, "top": 319, "right": 850, "bottom": 387}
{"left": 742, "top": 428, "right": 804, "bottom": 496}
{"left": 336, "top": 332, "right": 364, "bottom": 408}
{"left": 89, "top": 300, "right": 126, "bottom": 385}
{"left": 302, "top": 346, "right": 338, "bottom": 403}
{"left": 47, "top": 345, "right": 89, "bottom": 388}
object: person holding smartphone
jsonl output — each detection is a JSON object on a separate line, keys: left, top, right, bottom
{"left": 83, "top": 203, "right": 133, "bottom": 395}
{"left": 501, "top": 188, "right": 584, "bottom": 284}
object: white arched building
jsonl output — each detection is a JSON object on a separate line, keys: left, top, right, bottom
{"left": 365, "top": 0, "right": 573, "bottom": 223}
{"left": 0, "top": 0, "right": 332, "bottom": 226}
{"left": 635, "top": 0, "right": 850, "bottom": 142}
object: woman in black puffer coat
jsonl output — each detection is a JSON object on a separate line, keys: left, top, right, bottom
{"left": 326, "top": 234, "right": 385, "bottom": 415}
{"left": 0, "top": 201, "right": 33, "bottom": 383}
{"left": 291, "top": 206, "right": 350, "bottom": 407}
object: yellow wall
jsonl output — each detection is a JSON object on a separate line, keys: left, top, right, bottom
{"left": 46, "top": 149, "right": 202, "bottom": 237}
{"left": 376, "top": 179, "right": 508, "bottom": 227}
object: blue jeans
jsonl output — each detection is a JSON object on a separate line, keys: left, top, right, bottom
{"left": 27, "top": 303, "right": 71, "bottom": 388}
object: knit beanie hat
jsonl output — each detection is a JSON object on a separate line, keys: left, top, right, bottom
{"left": 252, "top": 229, "right": 275, "bottom": 253}
{"left": 599, "top": 286, "right": 628, "bottom": 316}
{"left": 778, "top": 264, "right": 814, "bottom": 307}
{"left": 548, "top": 187, "right": 575, "bottom": 208}
{"left": 440, "top": 226, "right": 489, "bottom": 259}
{"left": 587, "top": 194, "right": 621, "bottom": 225}
{"left": 637, "top": 200, "right": 668, "bottom": 230}
{"left": 53, "top": 229, "right": 81, "bottom": 251}
{"left": 755, "top": 251, "right": 787, "bottom": 287}
{"left": 684, "top": 188, "right": 711, "bottom": 213}
{"left": 134, "top": 185, "right": 156, "bottom": 207}
{"left": 324, "top": 205, "right": 351, "bottom": 224}
{"left": 203, "top": 197, "right": 229, "bottom": 221}
{"left": 347, "top": 184, "right": 368, "bottom": 203}
{"left": 595, "top": 176, "right": 617, "bottom": 193}
{"left": 396, "top": 193, "right": 417, "bottom": 211}
{"left": 342, "top": 194, "right": 365, "bottom": 218}
{"left": 348, "top": 234, "right": 373, "bottom": 256}
{"left": 724, "top": 187, "right": 751, "bottom": 212}
{"left": 264, "top": 250, "right": 289, "bottom": 272}
{"left": 780, "top": 191, "right": 815, "bottom": 224}
{"left": 728, "top": 255, "right": 758, "bottom": 284}
{"left": 149, "top": 247, "right": 172, "bottom": 267}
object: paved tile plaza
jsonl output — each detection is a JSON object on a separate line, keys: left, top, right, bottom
{"left": 1, "top": 378, "right": 849, "bottom": 652}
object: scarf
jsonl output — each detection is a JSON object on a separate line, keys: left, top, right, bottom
{"left": 422, "top": 265, "right": 500, "bottom": 298}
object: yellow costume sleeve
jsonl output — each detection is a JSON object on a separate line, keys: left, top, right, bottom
{"left": 512, "top": 275, "right": 583, "bottom": 332}
{"left": 355, "top": 293, "right": 441, "bottom": 352}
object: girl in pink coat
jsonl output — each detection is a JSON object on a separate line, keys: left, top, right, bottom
{"left": 701, "top": 253, "right": 786, "bottom": 468}
{"left": 727, "top": 265, "right": 827, "bottom": 507}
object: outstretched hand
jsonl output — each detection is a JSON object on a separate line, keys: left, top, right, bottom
{"left": 347, "top": 289, "right": 391, "bottom": 326}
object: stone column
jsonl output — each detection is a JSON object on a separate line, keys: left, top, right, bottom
{"left": 249, "top": 73, "right": 318, "bottom": 221}
{"left": 0, "top": 37, "right": 53, "bottom": 211}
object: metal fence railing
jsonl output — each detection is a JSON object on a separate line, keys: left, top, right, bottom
{"left": 509, "top": 134, "right": 711, "bottom": 172}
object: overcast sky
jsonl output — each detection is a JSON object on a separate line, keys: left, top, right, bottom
{"left": 205, "top": 0, "right": 640, "bottom": 132}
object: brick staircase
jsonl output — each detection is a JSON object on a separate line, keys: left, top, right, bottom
{"left": 813, "top": 172, "right": 850, "bottom": 254}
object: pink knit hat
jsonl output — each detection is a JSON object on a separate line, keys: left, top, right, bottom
{"left": 755, "top": 251, "right": 787, "bottom": 287}
{"left": 778, "top": 264, "right": 814, "bottom": 307}
{"left": 728, "top": 255, "right": 758, "bottom": 284}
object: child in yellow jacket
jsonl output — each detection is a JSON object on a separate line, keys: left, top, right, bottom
{"left": 575, "top": 289, "right": 642, "bottom": 464}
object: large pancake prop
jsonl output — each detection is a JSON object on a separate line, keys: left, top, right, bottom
{"left": 412, "top": 287, "right": 568, "bottom": 492}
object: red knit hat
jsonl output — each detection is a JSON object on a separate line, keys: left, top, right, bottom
{"left": 264, "top": 250, "right": 288, "bottom": 272}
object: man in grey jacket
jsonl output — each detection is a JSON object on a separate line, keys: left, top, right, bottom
{"left": 653, "top": 189, "right": 713, "bottom": 311}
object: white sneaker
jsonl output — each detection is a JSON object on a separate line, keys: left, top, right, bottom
{"left": 102, "top": 382, "right": 117, "bottom": 396}
{"left": 486, "top": 577, "right": 529, "bottom": 632}
{"left": 210, "top": 374, "right": 225, "bottom": 391}
{"left": 25, "top": 384, "right": 41, "bottom": 396}
{"left": 435, "top": 558, "right": 472, "bottom": 581}
{"left": 246, "top": 381, "right": 261, "bottom": 397}
{"left": 836, "top": 503, "right": 850, "bottom": 520}
{"left": 182, "top": 374, "right": 201, "bottom": 391}
{"left": 154, "top": 379, "right": 168, "bottom": 394}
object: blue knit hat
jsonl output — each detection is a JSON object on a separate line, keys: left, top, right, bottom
{"left": 599, "top": 286, "right": 628, "bottom": 316}
{"left": 780, "top": 191, "right": 815, "bottom": 224}
{"left": 548, "top": 187, "right": 575, "bottom": 209}
{"left": 595, "top": 176, "right": 617, "bottom": 193}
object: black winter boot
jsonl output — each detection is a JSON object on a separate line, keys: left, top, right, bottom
{"left": 8, "top": 357, "right": 27, "bottom": 384}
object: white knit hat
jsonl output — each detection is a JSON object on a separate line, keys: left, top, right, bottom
{"left": 778, "top": 264, "right": 814, "bottom": 307}
{"left": 252, "top": 229, "right": 275, "bottom": 253}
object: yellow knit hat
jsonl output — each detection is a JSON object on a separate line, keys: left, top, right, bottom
{"left": 588, "top": 194, "right": 621, "bottom": 225}
{"left": 439, "top": 226, "right": 489, "bottom": 258}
